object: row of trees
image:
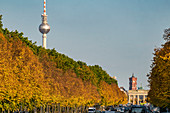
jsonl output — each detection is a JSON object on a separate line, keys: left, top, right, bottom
{"left": 147, "top": 28, "right": 170, "bottom": 108}
{"left": 0, "top": 15, "right": 127, "bottom": 111}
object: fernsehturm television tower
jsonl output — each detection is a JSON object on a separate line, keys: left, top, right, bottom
{"left": 39, "top": 0, "right": 50, "bottom": 49}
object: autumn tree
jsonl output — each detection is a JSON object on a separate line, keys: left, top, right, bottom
{"left": 0, "top": 33, "right": 51, "bottom": 110}
{"left": 98, "top": 81, "right": 127, "bottom": 106}
{"left": 0, "top": 15, "right": 127, "bottom": 110}
{"left": 148, "top": 28, "right": 170, "bottom": 108}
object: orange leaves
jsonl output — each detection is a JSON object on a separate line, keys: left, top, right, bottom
{"left": 0, "top": 33, "right": 50, "bottom": 109}
{"left": 0, "top": 32, "right": 127, "bottom": 110}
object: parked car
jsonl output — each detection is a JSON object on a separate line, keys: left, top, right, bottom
{"left": 88, "top": 107, "right": 96, "bottom": 113}
{"left": 152, "top": 107, "right": 160, "bottom": 113}
{"left": 130, "top": 105, "right": 147, "bottom": 113}
{"left": 117, "top": 107, "right": 124, "bottom": 112}
{"left": 105, "top": 106, "right": 114, "bottom": 111}
{"left": 116, "top": 106, "right": 129, "bottom": 113}
{"left": 95, "top": 110, "right": 102, "bottom": 113}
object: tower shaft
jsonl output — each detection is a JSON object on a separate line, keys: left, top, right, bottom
{"left": 42, "top": 34, "right": 47, "bottom": 49}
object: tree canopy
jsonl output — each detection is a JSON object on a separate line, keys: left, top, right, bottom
{"left": 148, "top": 28, "right": 170, "bottom": 108}
{"left": 0, "top": 15, "right": 127, "bottom": 110}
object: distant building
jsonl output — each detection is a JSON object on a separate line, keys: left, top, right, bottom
{"left": 128, "top": 89, "right": 149, "bottom": 105}
{"left": 128, "top": 74, "right": 149, "bottom": 105}
{"left": 129, "top": 74, "right": 137, "bottom": 90}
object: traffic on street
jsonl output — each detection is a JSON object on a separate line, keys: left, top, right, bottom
{"left": 88, "top": 103, "right": 169, "bottom": 113}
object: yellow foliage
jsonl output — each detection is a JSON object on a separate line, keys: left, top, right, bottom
{"left": 0, "top": 33, "right": 127, "bottom": 109}
{"left": 160, "top": 52, "right": 170, "bottom": 60}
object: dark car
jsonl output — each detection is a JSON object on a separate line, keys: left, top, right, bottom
{"left": 95, "top": 110, "right": 102, "bottom": 113}
{"left": 130, "top": 105, "right": 147, "bottom": 113}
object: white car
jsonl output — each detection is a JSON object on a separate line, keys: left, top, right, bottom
{"left": 88, "top": 107, "right": 96, "bottom": 113}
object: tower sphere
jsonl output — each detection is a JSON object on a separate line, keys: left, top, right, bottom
{"left": 39, "top": 23, "right": 50, "bottom": 34}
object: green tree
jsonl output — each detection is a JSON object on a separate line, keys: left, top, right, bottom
{"left": 89, "top": 65, "right": 117, "bottom": 85}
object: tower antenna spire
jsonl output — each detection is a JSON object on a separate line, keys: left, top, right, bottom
{"left": 39, "top": 0, "right": 50, "bottom": 49}
{"left": 44, "top": 0, "right": 46, "bottom": 15}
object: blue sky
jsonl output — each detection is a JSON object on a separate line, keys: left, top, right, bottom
{"left": 1, "top": 0, "right": 170, "bottom": 90}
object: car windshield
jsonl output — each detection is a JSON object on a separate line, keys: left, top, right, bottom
{"left": 88, "top": 109, "right": 95, "bottom": 111}
{"left": 131, "top": 107, "right": 145, "bottom": 113}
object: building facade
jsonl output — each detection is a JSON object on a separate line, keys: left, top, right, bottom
{"left": 128, "top": 74, "right": 149, "bottom": 105}
{"left": 128, "top": 89, "right": 149, "bottom": 105}
{"left": 129, "top": 74, "right": 137, "bottom": 90}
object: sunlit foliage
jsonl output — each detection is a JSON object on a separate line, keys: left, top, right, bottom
{"left": 0, "top": 15, "right": 127, "bottom": 110}
{"left": 148, "top": 29, "right": 170, "bottom": 108}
